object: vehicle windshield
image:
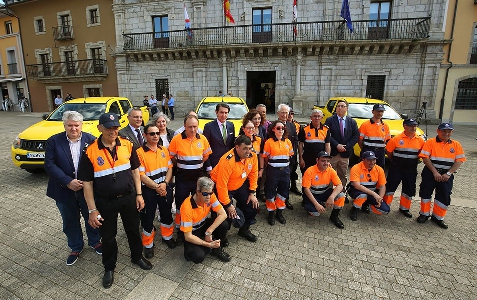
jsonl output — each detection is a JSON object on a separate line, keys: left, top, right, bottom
{"left": 48, "top": 103, "right": 107, "bottom": 121}
{"left": 347, "top": 103, "right": 402, "bottom": 120}
{"left": 197, "top": 103, "right": 248, "bottom": 119}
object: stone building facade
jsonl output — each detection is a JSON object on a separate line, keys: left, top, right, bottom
{"left": 113, "top": 0, "right": 446, "bottom": 118}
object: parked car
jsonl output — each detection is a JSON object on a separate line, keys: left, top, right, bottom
{"left": 11, "top": 97, "right": 149, "bottom": 173}
{"left": 314, "top": 97, "right": 426, "bottom": 163}
{"left": 195, "top": 96, "right": 249, "bottom": 136}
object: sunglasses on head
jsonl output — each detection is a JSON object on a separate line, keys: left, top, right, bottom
{"left": 275, "top": 126, "right": 285, "bottom": 130}
{"left": 147, "top": 132, "right": 160, "bottom": 136}
{"left": 200, "top": 191, "right": 213, "bottom": 196}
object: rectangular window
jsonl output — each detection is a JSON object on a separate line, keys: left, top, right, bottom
{"left": 153, "top": 16, "right": 169, "bottom": 48}
{"left": 37, "top": 19, "right": 44, "bottom": 32}
{"left": 5, "top": 21, "right": 13, "bottom": 34}
{"left": 65, "top": 51, "right": 75, "bottom": 75}
{"left": 40, "top": 54, "right": 51, "bottom": 76}
{"left": 155, "top": 79, "right": 169, "bottom": 99}
{"left": 60, "top": 14, "right": 71, "bottom": 35}
{"left": 90, "top": 9, "right": 99, "bottom": 24}
{"left": 368, "top": 1, "right": 391, "bottom": 40}
{"left": 87, "top": 88, "right": 101, "bottom": 97}
{"left": 471, "top": 25, "right": 477, "bottom": 64}
{"left": 91, "top": 48, "right": 103, "bottom": 73}
{"left": 252, "top": 8, "right": 272, "bottom": 43}
{"left": 7, "top": 50, "right": 17, "bottom": 74}
{"left": 455, "top": 78, "right": 477, "bottom": 109}
{"left": 366, "top": 75, "right": 386, "bottom": 100}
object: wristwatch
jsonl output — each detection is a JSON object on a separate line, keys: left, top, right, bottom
{"left": 446, "top": 171, "right": 452, "bottom": 176}
{"left": 205, "top": 231, "right": 212, "bottom": 236}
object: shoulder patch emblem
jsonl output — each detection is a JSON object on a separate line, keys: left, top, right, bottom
{"left": 97, "top": 156, "right": 104, "bottom": 166}
{"left": 307, "top": 132, "right": 311, "bottom": 137}
{"left": 315, "top": 175, "right": 319, "bottom": 181}
{"left": 161, "top": 152, "right": 166, "bottom": 158}
{"left": 248, "top": 164, "right": 252, "bottom": 170}
{"left": 450, "top": 148, "right": 455, "bottom": 153}
{"left": 381, "top": 126, "right": 385, "bottom": 132}
{"left": 360, "top": 174, "right": 364, "bottom": 180}
{"left": 197, "top": 141, "right": 202, "bottom": 148}
{"left": 399, "top": 140, "right": 404, "bottom": 145}
{"left": 226, "top": 153, "right": 233, "bottom": 160}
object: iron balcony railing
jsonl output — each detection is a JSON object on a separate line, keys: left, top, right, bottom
{"left": 53, "top": 25, "right": 74, "bottom": 40}
{"left": 26, "top": 59, "right": 108, "bottom": 79}
{"left": 123, "top": 17, "right": 430, "bottom": 51}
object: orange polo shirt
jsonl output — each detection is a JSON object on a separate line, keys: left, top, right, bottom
{"left": 302, "top": 165, "right": 341, "bottom": 194}
{"left": 419, "top": 136, "right": 466, "bottom": 171}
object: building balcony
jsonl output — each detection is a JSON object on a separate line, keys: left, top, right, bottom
{"left": 25, "top": 59, "right": 108, "bottom": 83}
{"left": 122, "top": 17, "right": 430, "bottom": 59}
{"left": 53, "top": 25, "right": 74, "bottom": 41}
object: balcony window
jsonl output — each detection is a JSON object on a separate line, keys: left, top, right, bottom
{"left": 60, "top": 14, "right": 72, "bottom": 37}
{"left": 368, "top": 1, "right": 391, "bottom": 40}
{"left": 65, "top": 51, "right": 75, "bottom": 75}
{"left": 87, "top": 88, "right": 101, "bottom": 97}
{"left": 366, "top": 75, "right": 386, "bottom": 100}
{"left": 455, "top": 78, "right": 477, "bottom": 109}
{"left": 252, "top": 8, "right": 272, "bottom": 43}
{"left": 153, "top": 16, "right": 169, "bottom": 48}
{"left": 91, "top": 48, "right": 103, "bottom": 73}
{"left": 40, "top": 54, "right": 51, "bottom": 76}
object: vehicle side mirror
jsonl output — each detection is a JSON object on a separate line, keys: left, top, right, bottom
{"left": 401, "top": 114, "right": 408, "bottom": 119}
{"left": 42, "top": 114, "right": 49, "bottom": 120}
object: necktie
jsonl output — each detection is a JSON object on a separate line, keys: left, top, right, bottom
{"left": 135, "top": 128, "right": 143, "bottom": 145}
{"left": 339, "top": 118, "right": 344, "bottom": 138}
{"left": 222, "top": 123, "right": 227, "bottom": 143}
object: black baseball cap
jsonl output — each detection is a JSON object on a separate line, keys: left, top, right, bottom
{"left": 437, "top": 122, "right": 454, "bottom": 130}
{"left": 361, "top": 151, "right": 377, "bottom": 160}
{"left": 403, "top": 118, "right": 418, "bottom": 126}
{"left": 317, "top": 151, "right": 331, "bottom": 158}
{"left": 99, "top": 113, "right": 120, "bottom": 128}
{"left": 372, "top": 104, "right": 385, "bottom": 111}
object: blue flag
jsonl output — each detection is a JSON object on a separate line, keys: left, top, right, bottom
{"left": 340, "top": 0, "right": 354, "bottom": 33}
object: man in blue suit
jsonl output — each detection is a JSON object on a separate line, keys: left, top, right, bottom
{"left": 45, "top": 111, "right": 101, "bottom": 266}
{"left": 324, "top": 99, "right": 360, "bottom": 190}
{"left": 203, "top": 103, "right": 235, "bottom": 170}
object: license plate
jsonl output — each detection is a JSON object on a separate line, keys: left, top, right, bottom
{"left": 27, "top": 152, "right": 45, "bottom": 159}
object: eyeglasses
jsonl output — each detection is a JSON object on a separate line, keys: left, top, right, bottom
{"left": 244, "top": 127, "right": 255, "bottom": 130}
{"left": 275, "top": 127, "right": 285, "bottom": 130}
{"left": 147, "top": 132, "right": 160, "bottom": 136}
{"left": 199, "top": 191, "right": 213, "bottom": 196}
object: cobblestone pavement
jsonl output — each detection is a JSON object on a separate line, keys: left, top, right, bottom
{"left": 1, "top": 111, "right": 476, "bottom": 299}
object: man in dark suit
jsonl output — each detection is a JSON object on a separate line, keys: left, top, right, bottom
{"left": 45, "top": 111, "right": 101, "bottom": 266}
{"left": 203, "top": 103, "right": 235, "bottom": 170}
{"left": 119, "top": 108, "right": 144, "bottom": 149}
{"left": 324, "top": 99, "right": 359, "bottom": 189}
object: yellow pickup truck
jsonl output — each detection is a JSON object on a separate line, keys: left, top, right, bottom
{"left": 11, "top": 97, "right": 149, "bottom": 173}
{"left": 314, "top": 97, "right": 426, "bottom": 163}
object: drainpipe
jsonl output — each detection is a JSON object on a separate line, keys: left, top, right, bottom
{"left": 438, "top": 0, "right": 458, "bottom": 121}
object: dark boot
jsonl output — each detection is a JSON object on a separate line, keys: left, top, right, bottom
{"left": 285, "top": 198, "right": 294, "bottom": 210}
{"left": 144, "top": 246, "right": 154, "bottom": 259}
{"left": 275, "top": 209, "right": 286, "bottom": 224}
{"left": 290, "top": 182, "right": 302, "bottom": 196}
{"left": 330, "top": 209, "right": 345, "bottom": 229}
{"left": 361, "top": 203, "right": 370, "bottom": 214}
{"left": 238, "top": 224, "right": 257, "bottom": 242}
{"left": 268, "top": 211, "right": 275, "bottom": 226}
{"left": 349, "top": 206, "right": 358, "bottom": 221}
{"left": 211, "top": 247, "right": 231, "bottom": 262}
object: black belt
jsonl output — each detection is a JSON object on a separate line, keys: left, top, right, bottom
{"left": 112, "top": 190, "right": 133, "bottom": 199}
{"left": 270, "top": 166, "right": 288, "bottom": 171}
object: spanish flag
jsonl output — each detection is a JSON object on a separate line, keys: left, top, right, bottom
{"left": 224, "top": 0, "right": 235, "bottom": 24}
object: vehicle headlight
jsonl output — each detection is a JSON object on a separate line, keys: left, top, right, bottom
{"left": 12, "top": 136, "right": 21, "bottom": 149}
